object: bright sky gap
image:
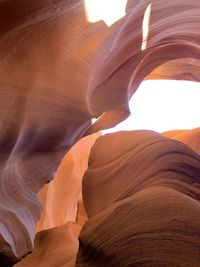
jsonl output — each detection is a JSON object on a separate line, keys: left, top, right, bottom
{"left": 102, "top": 80, "right": 200, "bottom": 134}
{"left": 84, "top": 0, "right": 128, "bottom": 26}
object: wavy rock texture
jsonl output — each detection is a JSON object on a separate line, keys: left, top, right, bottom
{"left": 15, "top": 129, "right": 200, "bottom": 267}
{"left": 14, "top": 222, "right": 80, "bottom": 267}
{"left": 163, "top": 128, "right": 200, "bottom": 155}
{"left": 0, "top": 0, "right": 200, "bottom": 264}
{"left": 15, "top": 134, "right": 98, "bottom": 267}
{"left": 76, "top": 130, "right": 200, "bottom": 266}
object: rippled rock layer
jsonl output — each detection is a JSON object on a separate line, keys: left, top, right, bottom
{"left": 76, "top": 130, "right": 200, "bottom": 266}
{"left": 0, "top": 0, "right": 200, "bottom": 265}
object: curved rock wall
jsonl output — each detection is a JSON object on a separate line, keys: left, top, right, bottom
{"left": 0, "top": 0, "right": 200, "bottom": 264}
{"left": 163, "top": 128, "right": 200, "bottom": 155}
{"left": 14, "top": 129, "right": 200, "bottom": 267}
{"left": 37, "top": 133, "right": 99, "bottom": 232}
{"left": 76, "top": 130, "right": 200, "bottom": 266}
{"left": 15, "top": 222, "right": 80, "bottom": 267}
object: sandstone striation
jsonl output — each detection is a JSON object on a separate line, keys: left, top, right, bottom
{"left": 163, "top": 128, "right": 200, "bottom": 155}
{"left": 15, "top": 222, "right": 80, "bottom": 267}
{"left": 0, "top": 0, "right": 200, "bottom": 265}
{"left": 76, "top": 130, "right": 200, "bottom": 266}
{"left": 15, "top": 133, "right": 98, "bottom": 267}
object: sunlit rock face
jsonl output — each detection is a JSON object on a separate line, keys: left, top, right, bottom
{"left": 0, "top": 0, "right": 200, "bottom": 265}
{"left": 76, "top": 130, "right": 200, "bottom": 266}
{"left": 163, "top": 128, "right": 200, "bottom": 155}
{"left": 37, "top": 133, "right": 99, "bottom": 232}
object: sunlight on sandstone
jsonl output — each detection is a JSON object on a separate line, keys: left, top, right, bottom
{"left": 102, "top": 80, "right": 200, "bottom": 134}
{"left": 141, "top": 4, "right": 152, "bottom": 50}
{"left": 84, "top": 0, "right": 128, "bottom": 26}
{"left": 91, "top": 118, "right": 97, "bottom": 124}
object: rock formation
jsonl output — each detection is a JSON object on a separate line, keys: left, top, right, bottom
{"left": 76, "top": 130, "right": 200, "bottom": 266}
{"left": 15, "top": 129, "right": 200, "bottom": 267}
{"left": 37, "top": 133, "right": 99, "bottom": 232}
{"left": 163, "top": 128, "right": 200, "bottom": 155}
{"left": 0, "top": 0, "right": 200, "bottom": 265}
{"left": 15, "top": 222, "right": 80, "bottom": 267}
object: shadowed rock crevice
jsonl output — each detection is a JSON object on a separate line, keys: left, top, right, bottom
{"left": 0, "top": 234, "right": 18, "bottom": 267}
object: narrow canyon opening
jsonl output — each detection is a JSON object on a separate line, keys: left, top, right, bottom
{"left": 103, "top": 80, "right": 200, "bottom": 134}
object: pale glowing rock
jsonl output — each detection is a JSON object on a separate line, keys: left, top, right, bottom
{"left": 141, "top": 4, "right": 152, "bottom": 50}
{"left": 37, "top": 133, "right": 99, "bottom": 232}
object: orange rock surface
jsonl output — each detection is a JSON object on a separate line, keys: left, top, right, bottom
{"left": 37, "top": 133, "right": 99, "bottom": 232}
{"left": 0, "top": 0, "right": 200, "bottom": 265}
{"left": 15, "top": 222, "right": 80, "bottom": 267}
{"left": 163, "top": 128, "right": 200, "bottom": 155}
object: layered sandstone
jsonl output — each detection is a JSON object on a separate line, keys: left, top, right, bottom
{"left": 163, "top": 128, "right": 200, "bottom": 155}
{"left": 76, "top": 130, "right": 200, "bottom": 266}
{"left": 0, "top": 0, "right": 200, "bottom": 265}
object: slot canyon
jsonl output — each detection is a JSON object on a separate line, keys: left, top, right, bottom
{"left": 0, "top": 0, "right": 200, "bottom": 266}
